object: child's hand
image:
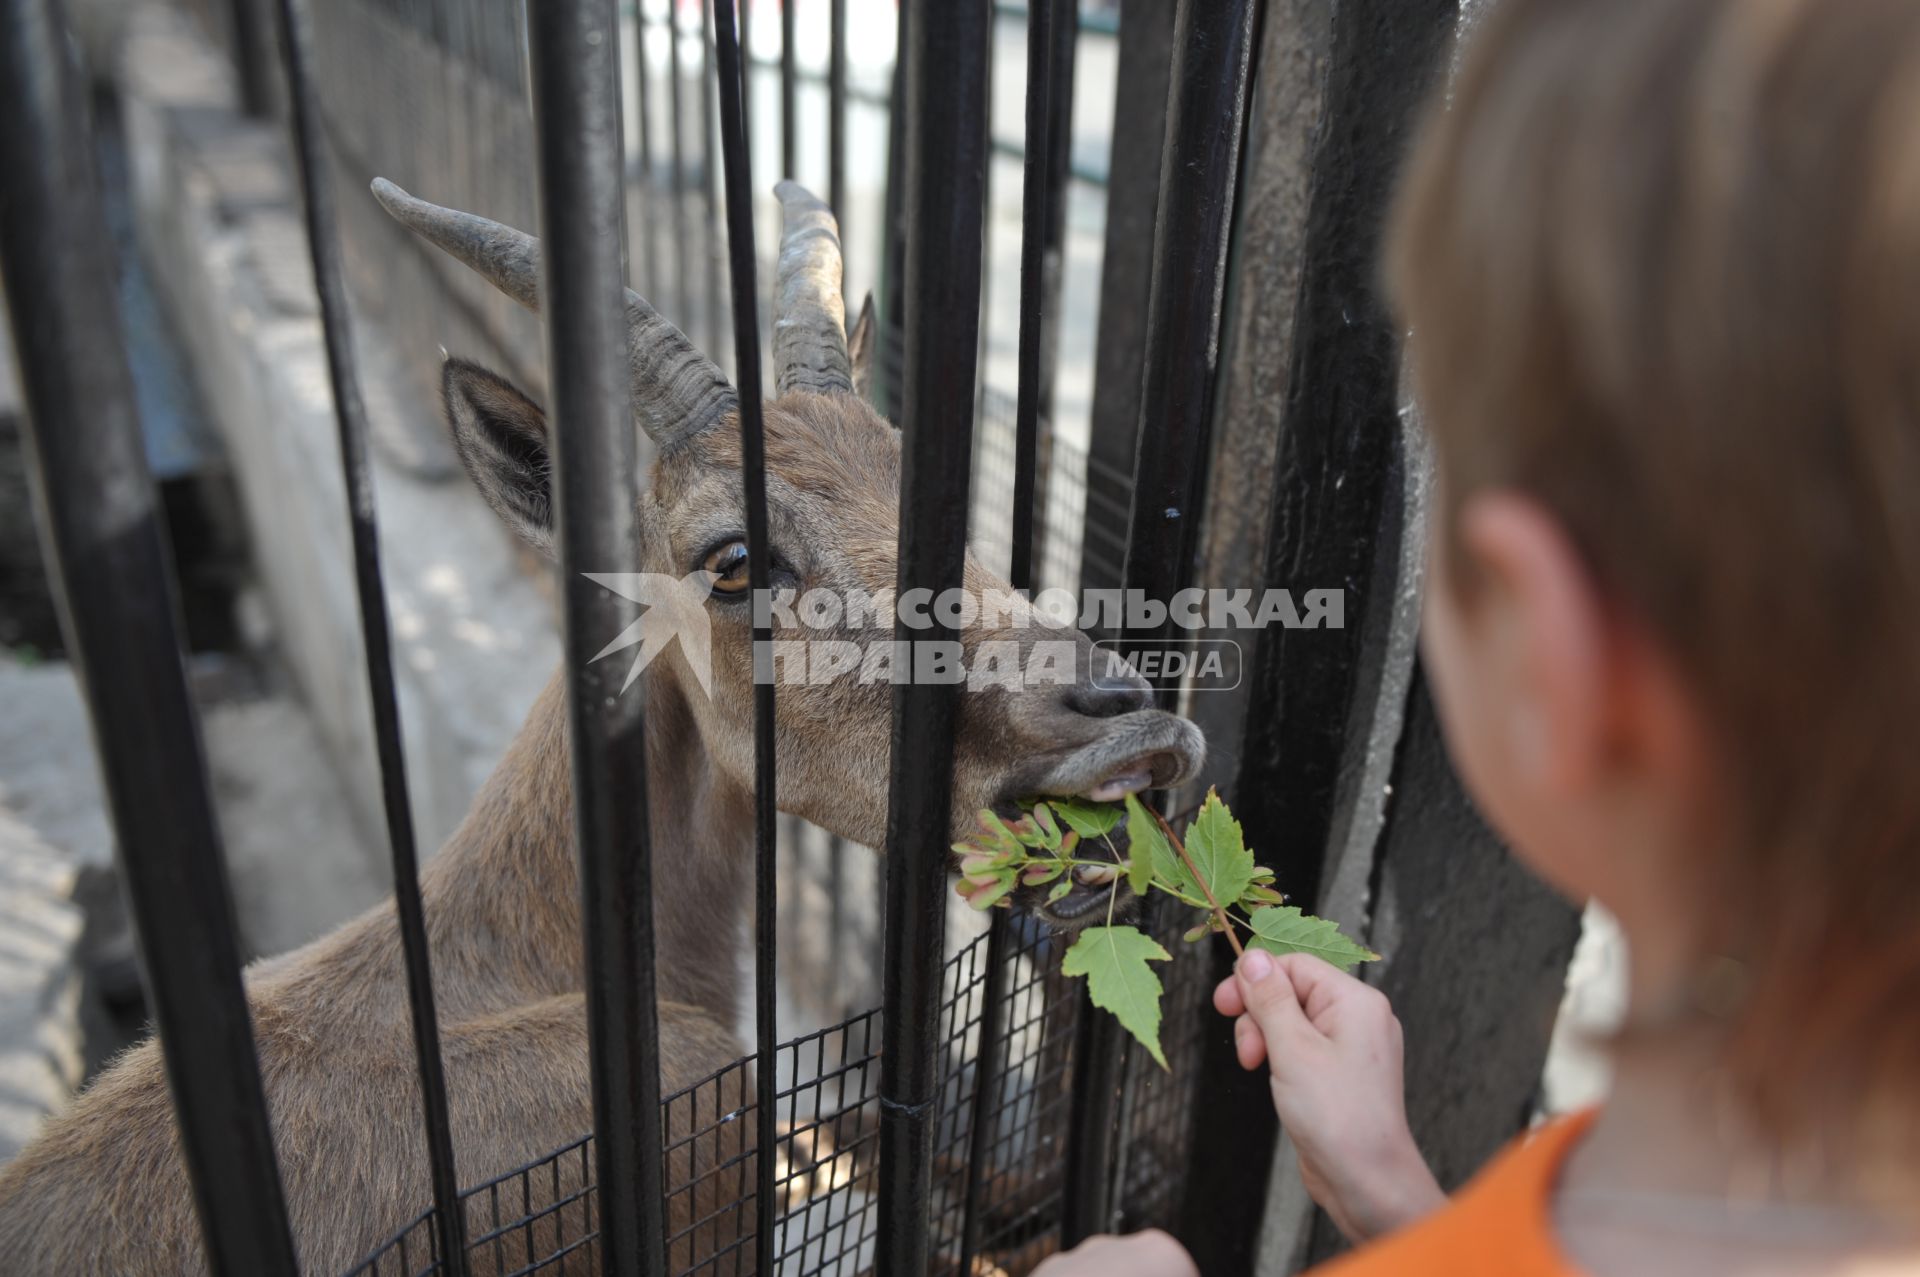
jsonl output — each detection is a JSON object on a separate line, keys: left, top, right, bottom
{"left": 1213, "top": 949, "right": 1445, "bottom": 1243}
{"left": 1031, "top": 1229, "right": 1198, "bottom": 1277}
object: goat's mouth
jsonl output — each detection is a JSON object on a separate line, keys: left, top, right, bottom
{"left": 963, "top": 709, "right": 1206, "bottom": 932}
{"left": 988, "top": 761, "right": 1170, "bottom": 933}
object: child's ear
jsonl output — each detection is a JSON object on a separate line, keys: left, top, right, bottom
{"left": 1456, "top": 493, "right": 1608, "bottom": 795}
{"left": 442, "top": 359, "right": 553, "bottom": 557}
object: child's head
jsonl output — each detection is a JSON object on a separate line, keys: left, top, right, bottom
{"left": 1391, "top": 0, "right": 1920, "bottom": 1134}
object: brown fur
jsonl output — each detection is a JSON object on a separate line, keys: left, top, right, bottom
{"left": 0, "top": 383, "right": 1201, "bottom": 1273}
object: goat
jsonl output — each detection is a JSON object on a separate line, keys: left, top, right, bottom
{"left": 0, "top": 180, "right": 1204, "bottom": 1275}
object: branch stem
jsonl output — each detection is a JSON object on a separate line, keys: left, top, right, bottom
{"left": 1147, "top": 805, "right": 1244, "bottom": 959}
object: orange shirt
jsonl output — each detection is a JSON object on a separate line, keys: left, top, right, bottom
{"left": 1311, "top": 1109, "right": 1598, "bottom": 1277}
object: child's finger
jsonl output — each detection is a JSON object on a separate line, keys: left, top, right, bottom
{"left": 1273, "top": 951, "right": 1390, "bottom": 1032}
{"left": 1234, "top": 948, "right": 1317, "bottom": 1059}
{"left": 1234, "top": 1013, "right": 1267, "bottom": 1070}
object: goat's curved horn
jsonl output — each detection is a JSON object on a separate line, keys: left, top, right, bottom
{"left": 370, "top": 178, "right": 736, "bottom": 450}
{"left": 772, "top": 180, "right": 853, "bottom": 397}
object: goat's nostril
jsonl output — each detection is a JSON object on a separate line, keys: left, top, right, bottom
{"left": 1062, "top": 680, "right": 1151, "bottom": 719}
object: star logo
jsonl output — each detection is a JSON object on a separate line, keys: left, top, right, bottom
{"left": 581, "top": 571, "right": 716, "bottom": 697}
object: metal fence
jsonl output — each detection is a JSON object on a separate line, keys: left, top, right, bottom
{"left": 0, "top": 0, "right": 1587, "bottom": 1273}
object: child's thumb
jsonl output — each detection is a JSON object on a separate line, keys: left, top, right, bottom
{"left": 1235, "top": 948, "right": 1314, "bottom": 1052}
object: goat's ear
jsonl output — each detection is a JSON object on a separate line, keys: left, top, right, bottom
{"left": 442, "top": 359, "right": 554, "bottom": 556}
{"left": 847, "top": 292, "right": 876, "bottom": 405}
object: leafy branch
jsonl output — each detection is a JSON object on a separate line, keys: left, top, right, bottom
{"left": 1148, "top": 801, "right": 1243, "bottom": 959}
{"left": 953, "top": 787, "right": 1379, "bottom": 1069}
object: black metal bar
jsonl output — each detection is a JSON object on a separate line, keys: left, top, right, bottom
{"left": 826, "top": 832, "right": 848, "bottom": 1012}
{"left": 700, "top": 0, "right": 724, "bottom": 361}
{"left": 226, "top": 0, "right": 274, "bottom": 117}
{"left": 780, "top": 0, "right": 797, "bottom": 178}
{"left": 632, "top": 0, "right": 661, "bottom": 292}
{"left": 1008, "top": 0, "right": 1057, "bottom": 590}
{"left": 526, "top": 1, "right": 669, "bottom": 1274}
{"left": 0, "top": 1, "right": 298, "bottom": 1271}
{"left": 873, "top": 0, "right": 910, "bottom": 420}
{"left": 828, "top": 0, "right": 848, "bottom": 293}
{"left": 1061, "top": 0, "right": 1260, "bottom": 1246}
{"left": 708, "top": 6, "right": 777, "bottom": 1273}
{"left": 1118, "top": 0, "right": 1258, "bottom": 653}
{"left": 666, "top": 0, "right": 692, "bottom": 327}
{"left": 271, "top": 0, "right": 471, "bottom": 1270}
{"left": 875, "top": 1, "right": 989, "bottom": 1272}
{"left": 1079, "top": 0, "right": 1174, "bottom": 611}
{"left": 1028, "top": 0, "right": 1077, "bottom": 550}
{"left": 969, "top": 1, "right": 998, "bottom": 455}
{"left": 956, "top": 4, "right": 1059, "bottom": 1265}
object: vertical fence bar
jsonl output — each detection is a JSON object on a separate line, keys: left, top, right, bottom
{"left": 271, "top": 0, "right": 472, "bottom": 1270}
{"left": 1079, "top": 0, "right": 1174, "bottom": 608}
{"left": 779, "top": 0, "right": 797, "bottom": 178}
{"left": 1028, "top": 0, "right": 1077, "bottom": 558}
{"left": 1114, "top": 0, "right": 1254, "bottom": 624}
{"left": 828, "top": 0, "right": 847, "bottom": 289}
{"left": 955, "top": 1, "right": 1057, "bottom": 1268}
{"left": 1060, "top": 0, "right": 1260, "bottom": 1245}
{"left": 632, "top": 0, "right": 661, "bottom": 291}
{"left": 229, "top": 0, "right": 275, "bottom": 116}
{"left": 667, "top": 0, "right": 692, "bottom": 327}
{"left": 700, "top": 0, "right": 725, "bottom": 360}
{"left": 875, "top": 2, "right": 989, "bottom": 1272}
{"left": 707, "top": 5, "right": 778, "bottom": 1272}
{"left": 872, "top": 0, "right": 910, "bottom": 419}
{"left": 1007, "top": 0, "right": 1058, "bottom": 589}
{"left": 0, "top": 1, "right": 298, "bottom": 1271}
{"left": 525, "top": 0, "right": 669, "bottom": 1273}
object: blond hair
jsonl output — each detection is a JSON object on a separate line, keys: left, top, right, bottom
{"left": 1388, "top": 0, "right": 1920, "bottom": 1134}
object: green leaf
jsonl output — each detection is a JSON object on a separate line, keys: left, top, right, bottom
{"left": 1047, "top": 879, "right": 1074, "bottom": 904}
{"left": 1029, "top": 802, "right": 1063, "bottom": 850}
{"left": 1182, "top": 788, "right": 1255, "bottom": 911}
{"left": 1126, "top": 850, "right": 1153, "bottom": 897}
{"left": 1006, "top": 816, "right": 1046, "bottom": 849}
{"left": 965, "top": 874, "right": 1018, "bottom": 912}
{"left": 1061, "top": 925, "right": 1173, "bottom": 1070}
{"left": 1124, "top": 792, "right": 1191, "bottom": 898}
{"left": 1245, "top": 906, "right": 1380, "bottom": 972}
{"left": 973, "top": 810, "right": 1020, "bottom": 855}
{"left": 1050, "top": 797, "right": 1123, "bottom": 839}
{"left": 1021, "top": 861, "right": 1065, "bottom": 886}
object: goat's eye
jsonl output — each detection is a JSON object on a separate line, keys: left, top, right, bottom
{"left": 703, "top": 540, "right": 752, "bottom": 595}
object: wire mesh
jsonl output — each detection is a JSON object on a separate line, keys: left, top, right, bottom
{"left": 344, "top": 904, "right": 1206, "bottom": 1277}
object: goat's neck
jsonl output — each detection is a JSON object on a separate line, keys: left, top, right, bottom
{"left": 421, "top": 669, "right": 754, "bottom": 1027}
